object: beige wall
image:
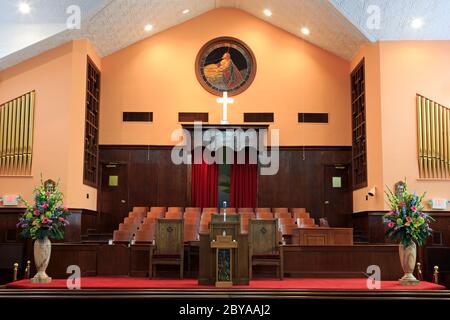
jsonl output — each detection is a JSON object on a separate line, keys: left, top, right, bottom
{"left": 0, "top": 40, "right": 99, "bottom": 210}
{"left": 100, "top": 8, "right": 352, "bottom": 146}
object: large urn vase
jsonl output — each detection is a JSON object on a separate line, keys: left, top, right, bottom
{"left": 398, "top": 242, "right": 419, "bottom": 286}
{"left": 31, "top": 236, "right": 52, "bottom": 284}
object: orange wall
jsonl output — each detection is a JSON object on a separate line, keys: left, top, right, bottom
{"left": 353, "top": 40, "right": 450, "bottom": 212}
{"left": 379, "top": 41, "right": 450, "bottom": 210}
{"left": 0, "top": 40, "right": 99, "bottom": 210}
{"left": 351, "top": 43, "right": 385, "bottom": 212}
{"left": 100, "top": 8, "right": 352, "bottom": 146}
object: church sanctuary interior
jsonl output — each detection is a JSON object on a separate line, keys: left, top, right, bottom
{"left": 1, "top": 0, "right": 450, "bottom": 313}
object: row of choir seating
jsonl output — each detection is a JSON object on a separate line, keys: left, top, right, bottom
{"left": 112, "top": 206, "right": 328, "bottom": 244}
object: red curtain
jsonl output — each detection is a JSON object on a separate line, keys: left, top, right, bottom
{"left": 230, "top": 162, "right": 257, "bottom": 208}
{"left": 191, "top": 160, "right": 218, "bottom": 208}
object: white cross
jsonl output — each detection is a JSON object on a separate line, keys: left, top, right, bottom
{"left": 216, "top": 91, "right": 234, "bottom": 124}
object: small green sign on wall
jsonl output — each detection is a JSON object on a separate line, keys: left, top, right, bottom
{"left": 332, "top": 176, "right": 342, "bottom": 188}
{"left": 109, "top": 175, "right": 118, "bottom": 187}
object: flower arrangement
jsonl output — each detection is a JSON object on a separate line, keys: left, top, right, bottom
{"left": 383, "top": 180, "right": 433, "bottom": 246}
{"left": 17, "top": 178, "right": 70, "bottom": 240}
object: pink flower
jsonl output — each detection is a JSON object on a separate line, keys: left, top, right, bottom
{"left": 406, "top": 217, "right": 412, "bottom": 222}
{"left": 398, "top": 202, "right": 406, "bottom": 207}
{"left": 63, "top": 206, "right": 68, "bottom": 212}
{"left": 411, "top": 206, "right": 417, "bottom": 211}
{"left": 45, "top": 192, "right": 51, "bottom": 196}
{"left": 33, "top": 210, "right": 40, "bottom": 216}
{"left": 41, "top": 203, "right": 49, "bottom": 209}
{"left": 388, "top": 222, "right": 395, "bottom": 228}
{"left": 42, "top": 217, "right": 49, "bottom": 224}
{"left": 58, "top": 217, "right": 65, "bottom": 222}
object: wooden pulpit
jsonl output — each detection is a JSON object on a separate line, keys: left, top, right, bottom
{"left": 211, "top": 235, "right": 238, "bottom": 287}
{"left": 198, "top": 214, "right": 249, "bottom": 285}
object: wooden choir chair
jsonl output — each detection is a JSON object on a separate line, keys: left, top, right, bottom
{"left": 165, "top": 211, "right": 183, "bottom": 219}
{"left": 256, "top": 211, "right": 273, "bottom": 219}
{"left": 249, "top": 219, "right": 283, "bottom": 280}
{"left": 113, "top": 230, "right": 132, "bottom": 244}
{"left": 272, "top": 207, "right": 289, "bottom": 214}
{"left": 149, "top": 219, "right": 184, "bottom": 279}
{"left": 219, "top": 207, "right": 237, "bottom": 214}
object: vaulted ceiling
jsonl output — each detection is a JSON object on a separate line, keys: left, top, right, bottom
{"left": 1, "top": 0, "right": 449, "bottom": 70}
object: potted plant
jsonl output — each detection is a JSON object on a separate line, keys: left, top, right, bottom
{"left": 17, "top": 178, "right": 70, "bottom": 283}
{"left": 383, "top": 180, "right": 433, "bottom": 285}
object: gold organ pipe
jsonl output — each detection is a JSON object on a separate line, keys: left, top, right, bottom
{"left": 0, "top": 91, "right": 35, "bottom": 176}
{"left": 417, "top": 94, "right": 450, "bottom": 179}
{"left": 421, "top": 96, "right": 429, "bottom": 178}
{"left": 426, "top": 99, "right": 432, "bottom": 178}
{"left": 417, "top": 95, "right": 424, "bottom": 178}
{"left": 0, "top": 104, "right": 4, "bottom": 175}
{"left": 27, "top": 92, "right": 34, "bottom": 175}
{"left": 447, "top": 109, "right": 450, "bottom": 177}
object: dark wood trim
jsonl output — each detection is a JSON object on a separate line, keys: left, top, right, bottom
{"left": 277, "top": 146, "right": 352, "bottom": 151}
{"left": 0, "top": 288, "right": 449, "bottom": 300}
{"left": 99, "top": 144, "right": 351, "bottom": 152}
{"left": 181, "top": 124, "right": 269, "bottom": 130}
{"left": 298, "top": 113, "right": 329, "bottom": 123}
{"left": 350, "top": 58, "right": 367, "bottom": 190}
{"left": 178, "top": 112, "right": 209, "bottom": 122}
{"left": 83, "top": 55, "right": 101, "bottom": 189}
{"left": 0, "top": 207, "right": 26, "bottom": 214}
{"left": 99, "top": 145, "right": 176, "bottom": 150}
{"left": 243, "top": 113, "right": 274, "bottom": 123}
{"left": 123, "top": 112, "right": 153, "bottom": 122}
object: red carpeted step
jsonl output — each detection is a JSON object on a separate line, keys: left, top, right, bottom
{"left": 6, "top": 277, "right": 446, "bottom": 290}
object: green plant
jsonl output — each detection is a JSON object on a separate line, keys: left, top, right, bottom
{"left": 383, "top": 180, "right": 433, "bottom": 246}
{"left": 17, "top": 177, "right": 70, "bottom": 240}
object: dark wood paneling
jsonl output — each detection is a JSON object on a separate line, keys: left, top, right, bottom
{"left": 99, "top": 146, "right": 189, "bottom": 232}
{"left": 123, "top": 112, "right": 153, "bottom": 122}
{"left": 283, "top": 244, "right": 402, "bottom": 279}
{"left": 257, "top": 148, "right": 353, "bottom": 227}
{"left": 46, "top": 244, "right": 97, "bottom": 278}
{"left": 64, "top": 209, "right": 97, "bottom": 242}
{"left": 0, "top": 208, "right": 25, "bottom": 243}
{"left": 26, "top": 243, "right": 407, "bottom": 282}
{"left": 352, "top": 211, "right": 450, "bottom": 246}
{"left": 244, "top": 113, "right": 274, "bottom": 122}
{"left": 178, "top": 112, "right": 208, "bottom": 122}
{"left": 97, "top": 244, "right": 130, "bottom": 276}
{"left": 298, "top": 113, "right": 328, "bottom": 123}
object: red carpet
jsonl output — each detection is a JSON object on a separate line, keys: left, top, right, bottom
{"left": 6, "top": 277, "right": 445, "bottom": 290}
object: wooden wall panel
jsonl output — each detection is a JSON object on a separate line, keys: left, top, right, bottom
{"left": 257, "top": 147, "right": 352, "bottom": 225}
{"left": 283, "top": 245, "right": 403, "bottom": 279}
{"left": 99, "top": 146, "right": 189, "bottom": 230}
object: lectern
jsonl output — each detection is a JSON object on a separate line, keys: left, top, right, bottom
{"left": 198, "top": 214, "right": 249, "bottom": 285}
{"left": 211, "top": 234, "right": 238, "bottom": 287}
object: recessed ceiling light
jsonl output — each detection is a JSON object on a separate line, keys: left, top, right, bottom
{"left": 411, "top": 18, "right": 423, "bottom": 29}
{"left": 263, "top": 9, "right": 272, "bottom": 17}
{"left": 144, "top": 24, "right": 153, "bottom": 32}
{"left": 301, "top": 27, "right": 310, "bottom": 35}
{"left": 18, "top": 2, "right": 31, "bottom": 14}
{"left": 182, "top": 9, "right": 190, "bottom": 14}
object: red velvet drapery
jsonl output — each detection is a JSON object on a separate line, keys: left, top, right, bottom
{"left": 191, "top": 159, "right": 218, "bottom": 208}
{"left": 230, "top": 162, "right": 257, "bottom": 208}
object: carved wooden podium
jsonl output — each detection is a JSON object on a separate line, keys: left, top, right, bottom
{"left": 211, "top": 234, "right": 238, "bottom": 287}
{"left": 198, "top": 214, "right": 249, "bottom": 285}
